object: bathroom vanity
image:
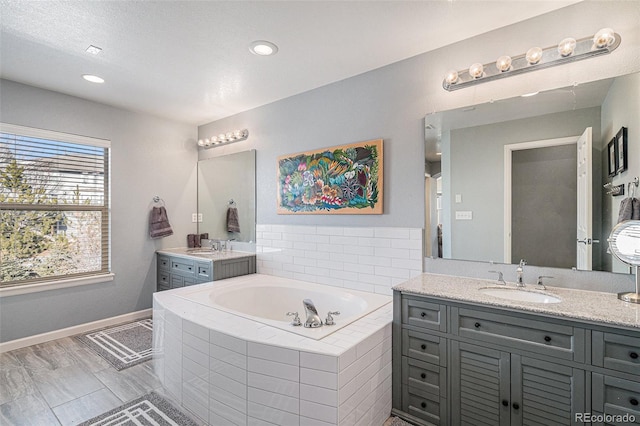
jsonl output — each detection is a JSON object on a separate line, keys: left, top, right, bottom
{"left": 156, "top": 248, "right": 256, "bottom": 291}
{"left": 392, "top": 274, "right": 640, "bottom": 426}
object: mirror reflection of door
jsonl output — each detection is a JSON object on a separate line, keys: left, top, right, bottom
{"left": 506, "top": 128, "right": 592, "bottom": 270}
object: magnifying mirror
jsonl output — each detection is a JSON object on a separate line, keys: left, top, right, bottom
{"left": 608, "top": 220, "right": 640, "bottom": 303}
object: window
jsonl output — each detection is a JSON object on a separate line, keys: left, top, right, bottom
{"left": 0, "top": 124, "right": 110, "bottom": 288}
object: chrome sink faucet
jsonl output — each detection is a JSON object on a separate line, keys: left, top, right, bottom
{"left": 516, "top": 259, "right": 527, "bottom": 287}
{"left": 302, "top": 299, "right": 323, "bottom": 328}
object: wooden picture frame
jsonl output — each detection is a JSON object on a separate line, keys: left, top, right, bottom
{"left": 615, "top": 126, "right": 628, "bottom": 174}
{"left": 277, "top": 139, "right": 383, "bottom": 214}
{"left": 607, "top": 138, "right": 618, "bottom": 177}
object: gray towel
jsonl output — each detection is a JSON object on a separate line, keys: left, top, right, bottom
{"left": 227, "top": 207, "right": 240, "bottom": 233}
{"left": 618, "top": 197, "right": 640, "bottom": 223}
{"left": 149, "top": 206, "right": 173, "bottom": 239}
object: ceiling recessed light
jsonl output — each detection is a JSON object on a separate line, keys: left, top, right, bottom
{"left": 82, "top": 74, "right": 105, "bottom": 84}
{"left": 85, "top": 45, "right": 102, "bottom": 55}
{"left": 249, "top": 40, "right": 278, "bottom": 56}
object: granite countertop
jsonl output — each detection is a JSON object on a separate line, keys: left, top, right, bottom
{"left": 393, "top": 273, "right": 640, "bottom": 330}
{"left": 157, "top": 247, "right": 256, "bottom": 261}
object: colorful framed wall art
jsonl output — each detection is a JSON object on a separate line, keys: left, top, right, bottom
{"left": 277, "top": 139, "right": 383, "bottom": 214}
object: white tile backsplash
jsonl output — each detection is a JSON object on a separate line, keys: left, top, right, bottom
{"left": 256, "top": 225, "right": 422, "bottom": 294}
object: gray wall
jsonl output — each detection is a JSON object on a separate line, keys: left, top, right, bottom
{"left": 600, "top": 72, "right": 640, "bottom": 273}
{"left": 446, "top": 107, "right": 602, "bottom": 263}
{"left": 0, "top": 80, "right": 198, "bottom": 342}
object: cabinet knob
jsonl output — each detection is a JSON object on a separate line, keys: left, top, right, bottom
{"left": 421, "top": 312, "right": 426, "bottom": 318}
{"left": 502, "top": 400, "right": 509, "bottom": 407}
{"left": 630, "top": 352, "right": 638, "bottom": 360}
{"left": 544, "top": 336, "right": 552, "bottom": 342}
{"left": 512, "top": 403, "right": 520, "bottom": 410}
{"left": 420, "top": 373, "right": 426, "bottom": 379}
{"left": 420, "top": 402, "right": 427, "bottom": 409}
{"left": 630, "top": 398, "right": 639, "bottom": 406}
{"left": 474, "top": 322, "right": 481, "bottom": 328}
{"left": 421, "top": 344, "right": 427, "bottom": 350}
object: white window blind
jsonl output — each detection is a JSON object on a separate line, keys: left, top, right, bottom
{"left": 0, "top": 123, "right": 110, "bottom": 287}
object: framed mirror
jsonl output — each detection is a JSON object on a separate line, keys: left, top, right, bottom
{"left": 425, "top": 72, "right": 638, "bottom": 274}
{"left": 197, "top": 150, "right": 256, "bottom": 242}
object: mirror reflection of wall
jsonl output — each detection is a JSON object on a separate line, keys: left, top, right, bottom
{"left": 197, "top": 150, "right": 256, "bottom": 243}
{"left": 425, "top": 72, "right": 639, "bottom": 274}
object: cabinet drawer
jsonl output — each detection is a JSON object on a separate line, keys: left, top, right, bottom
{"left": 403, "top": 329, "right": 447, "bottom": 367}
{"left": 196, "top": 261, "right": 212, "bottom": 281}
{"left": 592, "top": 331, "right": 640, "bottom": 377}
{"left": 171, "top": 259, "right": 195, "bottom": 276}
{"left": 452, "top": 307, "right": 584, "bottom": 361}
{"left": 158, "top": 255, "right": 170, "bottom": 271}
{"left": 402, "top": 385, "right": 447, "bottom": 425}
{"left": 402, "top": 297, "right": 446, "bottom": 332}
{"left": 592, "top": 373, "right": 640, "bottom": 422}
{"left": 402, "top": 356, "right": 446, "bottom": 397}
{"left": 158, "top": 272, "right": 170, "bottom": 288}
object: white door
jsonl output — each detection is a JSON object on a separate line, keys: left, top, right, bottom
{"left": 576, "top": 127, "right": 593, "bottom": 270}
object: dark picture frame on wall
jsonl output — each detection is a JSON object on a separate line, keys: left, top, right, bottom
{"left": 615, "top": 126, "right": 628, "bottom": 174}
{"left": 608, "top": 138, "right": 618, "bottom": 177}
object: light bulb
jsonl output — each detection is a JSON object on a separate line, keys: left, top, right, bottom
{"left": 593, "top": 28, "right": 615, "bottom": 48}
{"left": 197, "top": 139, "right": 205, "bottom": 147}
{"left": 525, "top": 47, "right": 543, "bottom": 65}
{"left": 234, "top": 130, "right": 243, "bottom": 138}
{"left": 204, "top": 138, "right": 211, "bottom": 147}
{"left": 468, "top": 63, "right": 484, "bottom": 79}
{"left": 211, "top": 136, "right": 218, "bottom": 144}
{"left": 218, "top": 133, "right": 226, "bottom": 142}
{"left": 226, "top": 132, "right": 234, "bottom": 140}
{"left": 444, "top": 70, "right": 459, "bottom": 85}
{"left": 496, "top": 55, "right": 512, "bottom": 72}
{"left": 558, "top": 38, "right": 576, "bottom": 57}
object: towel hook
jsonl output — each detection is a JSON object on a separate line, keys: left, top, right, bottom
{"left": 228, "top": 199, "right": 236, "bottom": 206}
{"left": 152, "top": 196, "right": 165, "bottom": 206}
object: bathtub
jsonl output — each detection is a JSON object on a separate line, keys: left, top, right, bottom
{"left": 176, "top": 274, "right": 391, "bottom": 339}
{"left": 153, "top": 273, "right": 393, "bottom": 426}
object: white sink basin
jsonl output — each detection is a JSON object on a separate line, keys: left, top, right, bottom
{"left": 479, "top": 287, "right": 562, "bottom": 304}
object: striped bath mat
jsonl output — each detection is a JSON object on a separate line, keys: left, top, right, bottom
{"left": 74, "top": 318, "right": 153, "bottom": 371}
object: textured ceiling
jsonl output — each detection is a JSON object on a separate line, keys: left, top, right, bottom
{"left": 0, "top": 1, "right": 577, "bottom": 125}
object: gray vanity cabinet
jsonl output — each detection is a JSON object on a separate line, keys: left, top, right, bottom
{"left": 450, "top": 341, "right": 584, "bottom": 426}
{"left": 392, "top": 291, "right": 640, "bottom": 426}
{"left": 156, "top": 252, "right": 256, "bottom": 291}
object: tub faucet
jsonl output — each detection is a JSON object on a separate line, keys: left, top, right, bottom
{"left": 302, "top": 299, "right": 323, "bottom": 328}
{"left": 516, "top": 259, "right": 527, "bottom": 287}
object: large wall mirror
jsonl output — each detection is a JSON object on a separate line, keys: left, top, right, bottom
{"left": 425, "top": 71, "right": 639, "bottom": 274}
{"left": 197, "top": 149, "right": 256, "bottom": 242}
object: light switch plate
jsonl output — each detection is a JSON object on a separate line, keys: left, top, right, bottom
{"left": 455, "top": 194, "right": 462, "bottom": 203}
{"left": 455, "top": 211, "right": 473, "bottom": 220}
{"left": 197, "top": 213, "right": 203, "bottom": 222}
{"left": 191, "top": 213, "right": 198, "bottom": 223}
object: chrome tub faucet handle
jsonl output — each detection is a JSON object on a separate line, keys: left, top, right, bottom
{"left": 325, "top": 311, "right": 340, "bottom": 326}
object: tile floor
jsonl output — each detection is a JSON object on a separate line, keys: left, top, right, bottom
{"left": 0, "top": 336, "right": 179, "bottom": 426}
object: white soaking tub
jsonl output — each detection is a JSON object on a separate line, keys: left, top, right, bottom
{"left": 176, "top": 274, "right": 390, "bottom": 339}
{"left": 153, "top": 274, "right": 393, "bottom": 426}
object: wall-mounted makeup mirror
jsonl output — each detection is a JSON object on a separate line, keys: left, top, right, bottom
{"left": 197, "top": 149, "right": 256, "bottom": 242}
{"left": 425, "top": 71, "right": 639, "bottom": 274}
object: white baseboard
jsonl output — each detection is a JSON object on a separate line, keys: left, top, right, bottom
{"left": 0, "top": 308, "right": 152, "bottom": 353}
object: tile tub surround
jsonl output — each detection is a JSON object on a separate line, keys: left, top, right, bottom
{"left": 256, "top": 225, "right": 423, "bottom": 295}
{"left": 393, "top": 273, "right": 640, "bottom": 329}
{"left": 153, "top": 279, "right": 393, "bottom": 426}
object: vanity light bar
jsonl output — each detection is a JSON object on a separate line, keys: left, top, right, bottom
{"left": 443, "top": 28, "right": 621, "bottom": 91}
{"left": 198, "top": 129, "right": 249, "bottom": 149}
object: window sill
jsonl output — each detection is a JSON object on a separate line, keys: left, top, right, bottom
{"left": 0, "top": 273, "right": 115, "bottom": 297}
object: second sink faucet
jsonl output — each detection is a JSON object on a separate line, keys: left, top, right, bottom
{"left": 516, "top": 259, "right": 527, "bottom": 287}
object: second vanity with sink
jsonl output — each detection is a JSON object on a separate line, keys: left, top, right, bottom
{"left": 391, "top": 273, "right": 640, "bottom": 426}
{"left": 156, "top": 248, "right": 256, "bottom": 291}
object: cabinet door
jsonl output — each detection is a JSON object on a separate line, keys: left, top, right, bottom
{"left": 510, "top": 354, "right": 585, "bottom": 426}
{"left": 450, "top": 341, "right": 511, "bottom": 426}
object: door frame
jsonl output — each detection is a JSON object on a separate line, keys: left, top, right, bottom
{"left": 503, "top": 136, "right": 579, "bottom": 264}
